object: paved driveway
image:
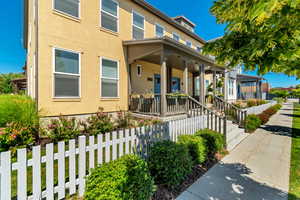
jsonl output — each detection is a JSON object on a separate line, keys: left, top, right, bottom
{"left": 177, "top": 102, "right": 293, "bottom": 200}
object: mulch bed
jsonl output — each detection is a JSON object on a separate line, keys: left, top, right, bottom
{"left": 151, "top": 152, "right": 226, "bottom": 200}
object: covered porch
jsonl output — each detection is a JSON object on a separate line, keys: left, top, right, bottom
{"left": 124, "top": 36, "right": 226, "bottom": 117}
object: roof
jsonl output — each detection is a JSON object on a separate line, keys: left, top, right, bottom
{"left": 207, "top": 36, "right": 223, "bottom": 43}
{"left": 237, "top": 74, "right": 264, "bottom": 81}
{"left": 132, "top": 0, "right": 206, "bottom": 44}
{"left": 173, "top": 16, "right": 196, "bottom": 28}
{"left": 123, "top": 36, "right": 218, "bottom": 66}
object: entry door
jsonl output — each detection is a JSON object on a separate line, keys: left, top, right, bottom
{"left": 154, "top": 74, "right": 161, "bottom": 94}
{"left": 171, "top": 77, "right": 181, "bottom": 92}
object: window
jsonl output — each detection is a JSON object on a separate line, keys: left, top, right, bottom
{"left": 228, "top": 79, "right": 234, "bottom": 95}
{"left": 186, "top": 41, "right": 192, "bottom": 48}
{"left": 54, "top": 0, "right": 80, "bottom": 18}
{"left": 173, "top": 33, "right": 180, "bottom": 41}
{"left": 54, "top": 48, "right": 80, "bottom": 98}
{"left": 197, "top": 46, "right": 202, "bottom": 53}
{"left": 137, "top": 65, "right": 142, "bottom": 77}
{"left": 101, "top": 0, "right": 118, "bottom": 32}
{"left": 101, "top": 58, "right": 119, "bottom": 98}
{"left": 155, "top": 24, "right": 164, "bottom": 37}
{"left": 132, "top": 11, "right": 145, "bottom": 40}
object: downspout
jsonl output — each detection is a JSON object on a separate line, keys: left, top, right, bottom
{"left": 34, "top": 0, "right": 39, "bottom": 110}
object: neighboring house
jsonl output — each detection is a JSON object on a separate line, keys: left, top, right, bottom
{"left": 24, "top": 0, "right": 235, "bottom": 118}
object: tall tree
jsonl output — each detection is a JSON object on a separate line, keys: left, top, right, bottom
{"left": 204, "top": 0, "right": 300, "bottom": 77}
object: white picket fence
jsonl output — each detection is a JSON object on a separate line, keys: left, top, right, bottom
{"left": 242, "top": 101, "right": 277, "bottom": 115}
{"left": 0, "top": 115, "right": 223, "bottom": 200}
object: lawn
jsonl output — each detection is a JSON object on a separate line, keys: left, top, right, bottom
{"left": 289, "top": 103, "right": 300, "bottom": 200}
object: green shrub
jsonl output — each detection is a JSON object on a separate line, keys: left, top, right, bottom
{"left": 82, "top": 108, "right": 114, "bottom": 135}
{"left": 178, "top": 135, "right": 207, "bottom": 164}
{"left": 258, "top": 113, "right": 270, "bottom": 125}
{"left": 148, "top": 141, "right": 193, "bottom": 188}
{"left": 116, "top": 111, "right": 135, "bottom": 129}
{"left": 273, "top": 97, "right": 284, "bottom": 104}
{"left": 195, "top": 129, "right": 225, "bottom": 156}
{"left": 85, "top": 154, "right": 154, "bottom": 200}
{"left": 47, "top": 116, "right": 81, "bottom": 142}
{"left": 247, "top": 99, "right": 257, "bottom": 107}
{"left": 0, "top": 95, "right": 39, "bottom": 127}
{"left": 263, "top": 107, "right": 277, "bottom": 116}
{"left": 273, "top": 104, "right": 282, "bottom": 111}
{"left": 245, "top": 114, "right": 261, "bottom": 133}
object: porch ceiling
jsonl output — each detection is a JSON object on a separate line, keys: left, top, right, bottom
{"left": 123, "top": 36, "right": 226, "bottom": 73}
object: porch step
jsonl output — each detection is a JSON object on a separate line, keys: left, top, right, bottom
{"left": 226, "top": 123, "right": 249, "bottom": 151}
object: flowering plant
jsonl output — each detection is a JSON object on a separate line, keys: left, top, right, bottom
{"left": 82, "top": 108, "right": 115, "bottom": 135}
{"left": 47, "top": 116, "right": 81, "bottom": 142}
{"left": 0, "top": 122, "right": 37, "bottom": 153}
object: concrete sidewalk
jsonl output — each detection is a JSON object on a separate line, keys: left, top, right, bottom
{"left": 177, "top": 102, "right": 293, "bottom": 200}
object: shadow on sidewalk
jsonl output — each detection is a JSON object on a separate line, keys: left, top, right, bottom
{"left": 260, "top": 125, "right": 293, "bottom": 137}
{"left": 189, "top": 162, "right": 288, "bottom": 200}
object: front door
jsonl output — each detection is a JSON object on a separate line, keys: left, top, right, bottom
{"left": 171, "top": 77, "right": 181, "bottom": 93}
{"left": 154, "top": 74, "right": 181, "bottom": 94}
{"left": 154, "top": 74, "right": 161, "bottom": 94}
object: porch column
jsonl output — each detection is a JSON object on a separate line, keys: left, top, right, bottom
{"left": 223, "top": 71, "right": 228, "bottom": 101}
{"left": 256, "top": 80, "right": 259, "bottom": 99}
{"left": 161, "top": 58, "right": 167, "bottom": 117}
{"left": 213, "top": 70, "right": 217, "bottom": 96}
{"left": 183, "top": 61, "right": 189, "bottom": 94}
{"left": 167, "top": 67, "right": 172, "bottom": 93}
{"left": 198, "top": 64, "right": 205, "bottom": 104}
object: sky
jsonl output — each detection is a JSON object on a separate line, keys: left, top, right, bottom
{"left": 0, "top": 0, "right": 298, "bottom": 88}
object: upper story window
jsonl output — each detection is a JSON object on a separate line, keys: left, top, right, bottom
{"left": 137, "top": 65, "right": 142, "bottom": 77}
{"left": 54, "top": 48, "right": 80, "bottom": 98}
{"left": 54, "top": 0, "right": 80, "bottom": 18}
{"left": 173, "top": 33, "right": 180, "bottom": 42}
{"left": 186, "top": 41, "right": 192, "bottom": 48}
{"left": 155, "top": 24, "right": 164, "bottom": 38}
{"left": 132, "top": 11, "right": 145, "bottom": 40}
{"left": 101, "top": 58, "right": 119, "bottom": 98}
{"left": 101, "top": 0, "right": 119, "bottom": 32}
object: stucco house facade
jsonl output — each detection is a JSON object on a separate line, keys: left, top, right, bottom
{"left": 24, "top": 0, "right": 257, "bottom": 118}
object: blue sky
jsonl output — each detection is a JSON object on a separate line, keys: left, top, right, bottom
{"left": 0, "top": 0, "right": 298, "bottom": 87}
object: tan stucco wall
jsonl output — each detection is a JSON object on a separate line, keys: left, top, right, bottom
{"left": 28, "top": 0, "right": 206, "bottom": 116}
{"left": 131, "top": 60, "right": 194, "bottom": 95}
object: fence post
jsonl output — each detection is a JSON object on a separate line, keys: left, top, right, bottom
{"left": 0, "top": 151, "right": 11, "bottom": 200}
{"left": 78, "top": 136, "right": 86, "bottom": 197}
{"left": 18, "top": 148, "right": 27, "bottom": 200}
{"left": 223, "top": 116, "right": 227, "bottom": 149}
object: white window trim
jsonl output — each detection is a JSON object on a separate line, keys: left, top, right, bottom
{"left": 100, "top": 57, "right": 120, "bottom": 98}
{"left": 53, "top": 0, "right": 81, "bottom": 19}
{"left": 172, "top": 32, "right": 180, "bottom": 42}
{"left": 132, "top": 10, "right": 145, "bottom": 40}
{"left": 100, "top": 0, "right": 119, "bottom": 33}
{"left": 155, "top": 23, "right": 164, "bottom": 38}
{"left": 137, "top": 64, "right": 142, "bottom": 77}
{"left": 186, "top": 40, "right": 192, "bottom": 48}
{"left": 52, "top": 47, "right": 81, "bottom": 99}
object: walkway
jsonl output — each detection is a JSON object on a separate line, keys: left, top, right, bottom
{"left": 177, "top": 102, "right": 293, "bottom": 200}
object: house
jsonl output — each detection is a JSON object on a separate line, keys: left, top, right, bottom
{"left": 24, "top": 0, "right": 248, "bottom": 119}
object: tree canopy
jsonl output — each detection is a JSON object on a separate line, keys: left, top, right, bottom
{"left": 204, "top": 0, "right": 300, "bottom": 77}
{"left": 269, "top": 88, "right": 290, "bottom": 98}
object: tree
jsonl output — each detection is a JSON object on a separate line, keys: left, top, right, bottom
{"left": 291, "top": 88, "right": 300, "bottom": 103}
{"left": 0, "top": 73, "right": 24, "bottom": 94}
{"left": 204, "top": 0, "right": 300, "bottom": 77}
{"left": 269, "top": 88, "right": 290, "bottom": 98}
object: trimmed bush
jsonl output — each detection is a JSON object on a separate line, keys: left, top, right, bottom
{"left": 195, "top": 129, "right": 225, "bottom": 156}
{"left": 245, "top": 114, "right": 261, "bottom": 133}
{"left": 0, "top": 95, "right": 39, "bottom": 127}
{"left": 85, "top": 154, "right": 155, "bottom": 200}
{"left": 148, "top": 140, "right": 193, "bottom": 189}
{"left": 178, "top": 135, "right": 207, "bottom": 164}
{"left": 258, "top": 113, "right": 270, "bottom": 125}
